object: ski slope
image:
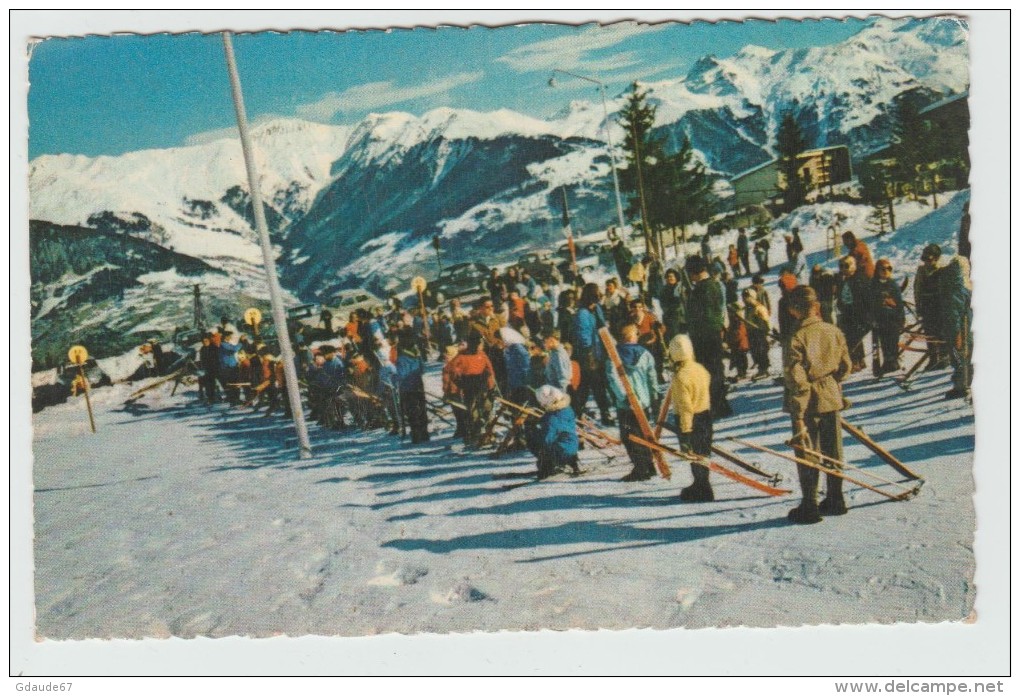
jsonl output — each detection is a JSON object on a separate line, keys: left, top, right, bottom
{"left": 30, "top": 194, "right": 976, "bottom": 640}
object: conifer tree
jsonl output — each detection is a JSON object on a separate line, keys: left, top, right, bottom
{"left": 776, "top": 112, "right": 807, "bottom": 212}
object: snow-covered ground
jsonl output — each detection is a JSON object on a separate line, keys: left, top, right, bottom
{"left": 30, "top": 193, "right": 977, "bottom": 640}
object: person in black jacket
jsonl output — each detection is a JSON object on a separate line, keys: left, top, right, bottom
{"left": 870, "top": 259, "right": 906, "bottom": 375}
{"left": 836, "top": 255, "right": 872, "bottom": 373}
{"left": 198, "top": 333, "right": 220, "bottom": 403}
{"left": 737, "top": 228, "right": 751, "bottom": 276}
{"left": 810, "top": 264, "right": 839, "bottom": 324}
{"left": 685, "top": 255, "right": 731, "bottom": 418}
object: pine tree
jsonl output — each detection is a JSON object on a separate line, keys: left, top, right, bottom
{"left": 618, "top": 83, "right": 664, "bottom": 256}
{"left": 776, "top": 112, "right": 808, "bottom": 212}
{"left": 665, "top": 136, "right": 716, "bottom": 251}
{"left": 892, "top": 97, "right": 931, "bottom": 201}
{"left": 859, "top": 162, "right": 897, "bottom": 231}
{"left": 866, "top": 203, "right": 889, "bottom": 237}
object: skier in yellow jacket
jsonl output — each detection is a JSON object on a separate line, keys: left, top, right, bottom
{"left": 667, "top": 334, "right": 714, "bottom": 502}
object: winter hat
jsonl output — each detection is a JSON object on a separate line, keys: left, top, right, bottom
{"left": 536, "top": 385, "right": 571, "bottom": 412}
{"left": 668, "top": 334, "right": 696, "bottom": 365}
{"left": 922, "top": 243, "right": 943, "bottom": 261}
{"left": 499, "top": 326, "right": 527, "bottom": 346}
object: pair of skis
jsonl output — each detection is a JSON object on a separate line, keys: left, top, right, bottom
{"left": 730, "top": 435, "right": 922, "bottom": 502}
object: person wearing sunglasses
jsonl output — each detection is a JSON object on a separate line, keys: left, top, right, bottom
{"left": 871, "top": 258, "right": 906, "bottom": 376}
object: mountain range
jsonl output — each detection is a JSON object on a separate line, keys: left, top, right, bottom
{"left": 27, "top": 15, "right": 969, "bottom": 364}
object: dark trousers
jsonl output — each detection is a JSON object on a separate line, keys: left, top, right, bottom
{"left": 687, "top": 409, "right": 714, "bottom": 489}
{"left": 841, "top": 320, "right": 869, "bottom": 369}
{"left": 730, "top": 349, "right": 748, "bottom": 378}
{"left": 574, "top": 356, "right": 611, "bottom": 419}
{"left": 201, "top": 372, "right": 219, "bottom": 402}
{"left": 874, "top": 322, "right": 902, "bottom": 373}
{"left": 618, "top": 408, "right": 654, "bottom": 476}
{"left": 792, "top": 412, "right": 843, "bottom": 509}
{"left": 401, "top": 390, "right": 430, "bottom": 443}
{"left": 691, "top": 331, "right": 729, "bottom": 415}
{"left": 462, "top": 383, "right": 493, "bottom": 446}
{"left": 749, "top": 330, "right": 769, "bottom": 373}
{"left": 919, "top": 312, "right": 945, "bottom": 366}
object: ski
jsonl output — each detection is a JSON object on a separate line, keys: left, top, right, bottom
{"left": 729, "top": 436, "right": 921, "bottom": 501}
{"left": 711, "top": 445, "right": 783, "bottom": 486}
{"left": 895, "top": 354, "right": 930, "bottom": 391}
{"left": 629, "top": 435, "right": 790, "bottom": 497}
{"left": 599, "top": 327, "right": 671, "bottom": 480}
{"left": 125, "top": 366, "right": 191, "bottom": 402}
{"left": 840, "top": 419, "right": 922, "bottom": 480}
{"left": 500, "top": 468, "right": 590, "bottom": 491}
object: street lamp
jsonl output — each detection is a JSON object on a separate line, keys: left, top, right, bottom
{"left": 549, "top": 69, "right": 626, "bottom": 233}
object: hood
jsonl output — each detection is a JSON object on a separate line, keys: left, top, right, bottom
{"left": 617, "top": 342, "right": 646, "bottom": 369}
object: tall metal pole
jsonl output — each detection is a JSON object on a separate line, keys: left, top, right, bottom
{"left": 222, "top": 33, "right": 312, "bottom": 459}
{"left": 630, "top": 119, "right": 653, "bottom": 257}
{"left": 596, "top": 83, "right": 627, "bottom": 232}
{"left": 551, "top": 69, "right": 626, "bottom": 232}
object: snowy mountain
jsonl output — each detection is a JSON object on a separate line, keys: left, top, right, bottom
{"left": 27, "top": 15, "right": 969, "bottom": 358}
{"left": 29, "top": 118, "right": 353, "bottom": 269}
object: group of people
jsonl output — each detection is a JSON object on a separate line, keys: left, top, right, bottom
{"left": 185, "top": 223, "right": 972, "bottom": 525}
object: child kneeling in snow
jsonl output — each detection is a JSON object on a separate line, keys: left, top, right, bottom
{"left": 526, "top": 385, "right": 580, "bottom": 479}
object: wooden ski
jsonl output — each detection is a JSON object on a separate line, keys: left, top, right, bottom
{"left": 711, "top": 445, "right": 783, "bottom": 485}
{"left": 895, "top": 353, "right": 930, "bottom": 391}
{"left": 578, "top": 415, "right": 622, "bottom": 446}
{"left": 125, "top": 367, "right": 189, "bottom": 401}
{"left": 789, "top": 440, "right": 923, "bottom": 494}
{"left": 840, "top": 419, "right": 922, "bottom": 480}
{"left": 729, "top": 436, "right": 921, "bottom": 501}
{"left": 479, "top": 403, "right": 508, "bottom": 447}
{"left": 599, "top": 327, "right": 671, "bottom": 479}
{"left": 629, "top": 435, "right": 790, "bottom": 497}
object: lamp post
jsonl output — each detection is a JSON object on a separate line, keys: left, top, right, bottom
{"left": 223, "top": 32, "right": 312, "bottom": 459}
{"left": 549, "top": 69, "right": 626, "bottom": 233}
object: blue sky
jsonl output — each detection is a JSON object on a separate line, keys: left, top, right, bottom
{"left": 28, "top": 17, "right": 871, "bottom": 159}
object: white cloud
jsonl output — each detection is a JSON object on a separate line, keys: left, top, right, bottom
{"left": 497, "top": 21, "right": 665, "bottom": 73}
{"left": 294, "top": 71, "right": 484, "bottom": 121}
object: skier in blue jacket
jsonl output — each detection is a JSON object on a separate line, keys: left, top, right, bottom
{"left": 606, "top": 324, "right": 659, "bottom": 481}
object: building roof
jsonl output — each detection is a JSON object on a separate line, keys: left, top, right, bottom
{"left": 730, "top": 158, "right": 777, "bottom": 182}
{"left": 919, "top": 90, "right": 969, "bottom": 116}
{"left": 731, "top": 144, "right": 850, "bottom": 182}
{"left": 799, "top": 144, "right": 850, "bottom": 157}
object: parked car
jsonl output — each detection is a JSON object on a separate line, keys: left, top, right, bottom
{"left": 330, "top": 289, "right": 384, "bottom": 318}
{"left": 431, "top": 262, "right": 491, "bottom": 305}
{"left": 517, "top": 251, "right": 561, "bottom": 284}
{"left": 173, "top": 327, "right": 205, "bottom": 350}
{"left": 557, "top": 241, "right": 601, "bottom": 260}
{"left": 287, "top": 303, "right": 320, "bottom": 323}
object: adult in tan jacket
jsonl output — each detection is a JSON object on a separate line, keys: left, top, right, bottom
{"left": 783, "top": 285, "right": 853, "bottom": 524}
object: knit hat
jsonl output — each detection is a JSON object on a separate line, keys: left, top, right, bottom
{"left": 536, "top": 385, "right": 570, "bottom": 411}
{"left": 921, "top": 243, "right": 943, "bottom": 261}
